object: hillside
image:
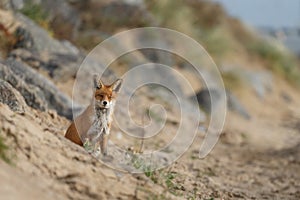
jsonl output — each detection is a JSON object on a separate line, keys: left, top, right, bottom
{"left": 0, "top": 0, "right": 300, "bottom": 199}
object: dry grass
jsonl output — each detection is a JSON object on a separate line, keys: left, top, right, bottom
{"left": 247, "top": 39, "right": 300, "bottom": 86}
{"left": 0, "top": 32, "right": 14, "bottom": 58}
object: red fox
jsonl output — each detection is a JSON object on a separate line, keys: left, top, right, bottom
{"left": 65, "top": 75, "right": 123, "bottom": 155}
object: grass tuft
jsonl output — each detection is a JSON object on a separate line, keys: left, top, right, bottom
{"left": 0, "top": 135, "right": 11, "bottom": 164}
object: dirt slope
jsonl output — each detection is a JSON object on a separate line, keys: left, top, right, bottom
{"left": 1, "top": 76, "right": 300, "bottom": 199}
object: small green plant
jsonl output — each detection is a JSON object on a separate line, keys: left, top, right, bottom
{"left": 164, "top": 171, "right": 176, "bottom": 188}
{"left": 130, "top": 153, "right": 157, "bottom": 180}
{"left": 0, "top": 135, "right": 11, "bottom": 164}
{"left": 146, "top": 108, "right": 164, "bottom": 123}
{"left": 131, "top": 154, "right": 144, "bottom": 169}
{"left": 83, "top": 138, "right": 94, "bottom": 153}
{"left": 144, "top": 166, "right": 159, "bottom": 184}
{"left": 145, "top": 168, "right": 183, "bottom": 196}
{"left": 20, "top": 1, "right": 52, "bottom": 34}
{"left": 144, "top": 166, "right": 154, "bottom": 177}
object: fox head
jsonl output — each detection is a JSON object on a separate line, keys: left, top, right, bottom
{"left": 93, "top": 75, "right": 123, "bottom": 109}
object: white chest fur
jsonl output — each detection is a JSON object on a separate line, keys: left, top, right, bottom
{"left": 86, "top": 102, "right": 115, "bottom": 144}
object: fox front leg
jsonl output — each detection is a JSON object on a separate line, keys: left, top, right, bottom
{"left": 102, "top": 122, "right": 110, "bottom": 134}
{"left": 100, "top": 133, "right": 108, "bottom": 156}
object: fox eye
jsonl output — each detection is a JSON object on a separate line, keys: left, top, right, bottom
{"left": 96, "top": 94, "right": 103, "bottom": 98}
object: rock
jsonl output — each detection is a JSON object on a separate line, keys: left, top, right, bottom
{"left": 0, "top": 8, "right": 79, "bottom": 54}
{"left": 60, "top": 40, "right": 80, "bottom": 55}
{"left": 0, "top": 62, "right": 48, "bottom": 111}
{"left": 0, "top": 79, "right": 26, "bottom": 113}
{"left": 10, "top": 0, "right": 24, "bottom": 10}
{"left": 14, "top": 12, "right": 75, "bottom": 54}
{"left": 246, "top": 70, "right": 273, "bottom": 99}
{"left": 9, "top": 49, "right": 84, "bottom": 82}
{"left": 281, "top": 91, "right": 293, "bottom": 103}
{"left": 122, "top": 0, "right": 145, "bottom": 6}
{"left": 195, "top": 89, "right": 228, "bottom": 115}
{"left": 8, "top": 48, "right": 44, "bottom": 69}
{"left": 36, "top": 0, "right": 81, "bottom": 40}
{"left": 0, "top": 10, "right": 34, "bottom": 52}
{"left": 221, "top": 66, "right": 273, "bottom": 99}
{"left": 0, "top": 0, "right": 11, "bottom": 9}
{"left": 44, "top": 52, "right": 84, "bottom": 81}
{"left": 195, "top": 89, "right": 219, "bottom": 113}
{"left": 13, "top": 26, "right": 34, "bottom": 49}
{"left": 139, "top": 48, "right": 174, "bottom": 67}
{"left": 227, "top": 90, "right": 251, "bottom": 120}
{"left": 195, "top": 89, "right": 251, "bottom": 120}
{"left": 0, "top": 60, "right": 74, "bottom": 119}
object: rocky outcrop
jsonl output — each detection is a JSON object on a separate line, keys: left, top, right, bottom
{"left": 227, "top": 90, "right": 251, "bottom": 120}
{"left": 221, "top": 67, "right": 273, "bottom": 99}
{"left": 0, "top": 62, "right": 47, "bottom": 111}
{"left": 195, "top": 89, "right": 251, "bottom": 120}
{"left": 0, "top": 61, "right": 73, "bottom": 119}
{"left": 15, "top": 12, "right": 76, "bottom": 54}
{"left": 9, "top": 48, "right": 83, "bottom": 81}
{"left": 38, "top": 0, "right": 81, "bottom": 40}
{"left": 0, "top": 79, "right": 26, "bottom": 113}
{"left": 0, "top": 8, "right": 79, "bottom": 54}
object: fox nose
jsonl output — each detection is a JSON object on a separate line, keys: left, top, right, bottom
{"left": 103, "top": 101, "right": 108, "bottom": 106}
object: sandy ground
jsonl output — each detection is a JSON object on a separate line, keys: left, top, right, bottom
{"left": 1, "top": 72, "right": 300, "bottom": 199}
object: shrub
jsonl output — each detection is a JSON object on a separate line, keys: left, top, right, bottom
{"left": 20, "top": 1, "right": 52, "bottom": 33}
{"left": 247, "top": 39, "right": 300, "bottom": 86}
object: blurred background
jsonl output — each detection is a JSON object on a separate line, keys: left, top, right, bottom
{"left": 0, "top": 0, "right": 300, "bottom": 199}
{"left": 215, "top": 0, "right": 300, "bottom": 56}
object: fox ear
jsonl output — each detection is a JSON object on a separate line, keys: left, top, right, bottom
{"left": 93, "top": 74, "right": 103, "bottom": 89}
{"left": 112, "top": 79, "right": 123, "bottom": 93}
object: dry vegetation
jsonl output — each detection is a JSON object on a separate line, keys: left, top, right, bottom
{"left": 145, "top": 0, "right": 300, "bottom": 87}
